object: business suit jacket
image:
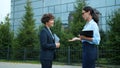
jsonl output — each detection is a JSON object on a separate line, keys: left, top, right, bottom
{"left": 40, "top": 26, "right": 56, "bottom": 61}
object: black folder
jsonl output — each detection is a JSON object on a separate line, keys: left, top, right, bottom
{"left": 80, "top": 30, "right": 93, "bottom": 37}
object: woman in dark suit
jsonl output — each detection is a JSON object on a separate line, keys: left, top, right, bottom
{"left": 39, "top": 13, "right": 60, "bottom": 68}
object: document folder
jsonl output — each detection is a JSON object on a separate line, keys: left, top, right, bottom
{"left": 54, "top": 34, "right": 60, "bottom": 43}
{"left": 80, "top": 30, "right": 93, "bottom": 37}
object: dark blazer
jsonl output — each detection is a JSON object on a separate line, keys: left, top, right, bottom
{"left": 40, "top": 26, "right": 56, "bottom": 61}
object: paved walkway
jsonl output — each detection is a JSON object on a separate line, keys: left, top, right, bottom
{"left": 0, "top": 62, "right": 103, "bottom": 68}
{"left": 0, "top": 62, "right": 80, "bottom": 68}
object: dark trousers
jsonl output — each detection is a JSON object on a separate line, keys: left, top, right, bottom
{"left": 82, "top": 42, "right": 97, "bottom": 68}
{"left": 41, "top": 60, "right": 52, "bottom": 68}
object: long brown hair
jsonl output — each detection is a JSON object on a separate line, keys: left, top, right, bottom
{"left": 83, "top": 6, "right": 99, "bottom": 23}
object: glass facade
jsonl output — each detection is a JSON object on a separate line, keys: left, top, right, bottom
{"left": 86, "top": 0, "right": 120, "bottom": 31}
{"left": 11, "top": 0, "right": 120, "bottom": 32}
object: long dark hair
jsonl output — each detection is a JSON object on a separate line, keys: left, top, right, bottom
{"left": 83, "top": 6, "right": 99, "bottom": 23}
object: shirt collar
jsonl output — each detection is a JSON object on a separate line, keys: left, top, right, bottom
{"left": 88, "top": 19, "right": 94, "bottom": 24}
{"left": 83, "top": 19, "right": 94, "bottom": 29}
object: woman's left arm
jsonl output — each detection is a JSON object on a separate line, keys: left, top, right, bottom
{"left": 80, "top": 35, "right": 93, "bottom": 41}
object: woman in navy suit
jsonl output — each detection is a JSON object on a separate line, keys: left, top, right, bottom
{"left": 39, "top": 13, "right": 60, "bottom": 68}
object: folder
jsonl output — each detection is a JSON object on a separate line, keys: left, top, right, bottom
{"left": 53, "top": 34, "right": 60, "bottom": 43}
{"left": 80, "top": 30, "right": 93, "bottom": 37}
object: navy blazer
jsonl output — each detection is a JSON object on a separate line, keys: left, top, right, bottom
{"left": 40, "top": 26, "right": 56, "bottom": 61}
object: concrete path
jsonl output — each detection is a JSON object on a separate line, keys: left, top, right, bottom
{"left": 0, "top": 62, "right": 80, "bottom": 68}
{"left": 0, "top": 62, "right": 102, "bottom": 68}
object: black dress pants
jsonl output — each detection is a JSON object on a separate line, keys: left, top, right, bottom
{"left": 82, "top": 42, "right": 97, "bottom": 68}
{"left": 41, "top": 60, "right": 52, "bottom": 68}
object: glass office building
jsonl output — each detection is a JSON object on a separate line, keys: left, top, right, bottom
{"left": 11, "top": 0, "right": 120, "bottom": 32}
